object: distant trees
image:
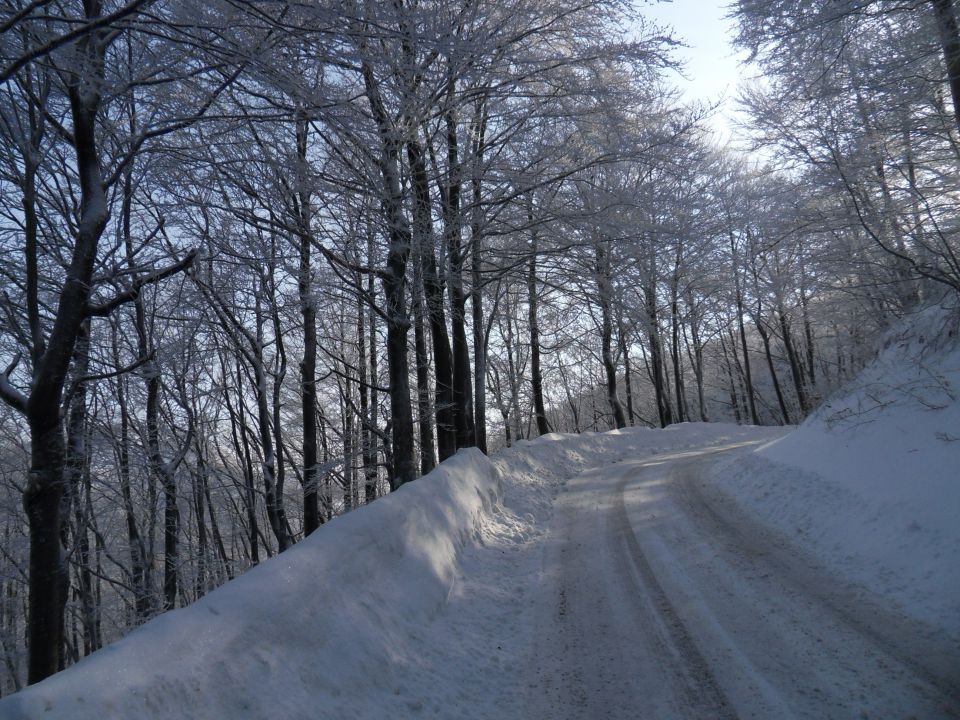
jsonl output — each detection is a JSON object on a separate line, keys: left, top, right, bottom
{"left": 734, "top": 0, "right": 960, "bottom": 298}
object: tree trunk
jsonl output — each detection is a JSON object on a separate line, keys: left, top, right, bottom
{"left": 357, "top": 274, "right": 377, "bottom": 503}
{"left": 112, "top": 328, "right": 149, "bottom": 621}
{"left": 528, "top": 234, "right": 550, "bottom": 436}
{"left": 469, "top": 93, "right": 489, "bottom": 454}
{"left": 380, "top": 164, "right": 417, "bottom": 490}
{"left": 933, "top": 0, "right": 960, "bottom": 135}
{"left": 296, "top": 113, "right": 320, "bottom": 535}
{"left": 684, "top": 290, "right": 708, "bottom": 422}
{"left": 77, "top": 469, "right": 101, "bottom": 655}
{"left": 365, "top": 233, "right": 380, "bottom": 503}
{"left": 360, "top": 55, "right": 415, "bottom": 489}
{"left": 230, "top": 359, "right": 262, "bottom": 564}
{"left": 731, "top": 236, "right": 760, "bottom": 425}
{"left": 407, "top": 139, "right": 456, "bottom": 462}
{"left": 800, "top": 281, "right": 816, "bottom": 389}
{"left": 160, "top": 445, "right": 180, "bottom": 611}
{"left": 22, "top": 28, "right": 110, "bottom": 681}
{"left": 747, "top": 258, "right": 790, "bottom": 425}
{"left": 64, "top": 321, "right": 99, "bottom": 656}
{"left": 136, "top": 308, "right": 179, "bottom": 614}
{"left": 503, "top": 290, "right": 524, "bottom": 442}
{"left": 617, "top": 313, "right": 636, "bottom": 426}
{"left": 24, "top": 431, "right": 65, "bottom": 684}
{"left": 193, "top": 450, "right": 209, "bottom": 596}
{"left": 669, "top": 268, "right": 689, "bottom": 423}
{"left": 384, "top": 292, "right": 416, "bottom": 490}
{"left": 58, "top": 370, "right": 79, "bottom": 667}
{"left": 756, "top": 315, "right": 791, "bottom": 425}
{"left": 253, "top": 295, "right": 291, "bottom": 551}
{"left": 643, "top": 283, "right": 673, "bottom": 428}
{"left": 412, "top": 274, "right": 437, "bottom": 475}
{"left": 719, "top": 332, "right": 743, "bottom": 424}
{"left": 777, "top": 304, "right": 811, "bottom": 416}
{"left": 595, "top": 243, "right": 626, "bottom": 428}
{"left": 440, "top": 100, "right": 476, "bottom": 450}
{"left": 342, "top": 370, "right": 354, "bottom": 513}
{"left": 269, "top": 277, "right": 291, "bottom": 543}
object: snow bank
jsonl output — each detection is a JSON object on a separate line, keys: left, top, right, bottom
{"left": 0, "top": 449, "right": 500, "bottom": 720}
{"left": 712, "top": 302, "right": 960, "bottom": 636}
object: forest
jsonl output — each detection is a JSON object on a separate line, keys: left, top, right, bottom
{"left": 0, "top": 0, "right": 958, "bottom": 695}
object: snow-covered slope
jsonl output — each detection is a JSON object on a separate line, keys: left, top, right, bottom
{"left": 713, "top": 302, "right": 960, "bottom": 636}
{"left": 0, "top": 423, "right": 773, "bottom": 720}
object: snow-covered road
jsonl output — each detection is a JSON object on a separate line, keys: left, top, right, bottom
{"left": 523, "top": 442, "right": 960, "bottom": 719}
{"left": 3, "top": 426, "right": 957, "bottom": 719}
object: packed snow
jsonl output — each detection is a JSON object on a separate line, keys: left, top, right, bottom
{"left": 711, "top": 302, "right": 960, "bottom": 636}
{"left": 1, "top": 306, "right": 957, "bottom": 718}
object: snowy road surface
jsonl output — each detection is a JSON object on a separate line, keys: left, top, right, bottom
{"left": 3, "top": 427, "right": 957, "bottom": 720}
{"left": 522, "top": 442, "right": 960, "bottom": 719}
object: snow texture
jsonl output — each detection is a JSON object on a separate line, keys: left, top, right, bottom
{"left": 712, "top": 302, "right": 960, "bottom": 636}
{"left": 0, "top": 424, "right": 768, "bottom": 720}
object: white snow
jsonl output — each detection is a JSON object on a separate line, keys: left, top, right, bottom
{"left": 711, "top": 302, "right": 960, "bottom": 636}
{"left": 0, "top": 423, "right": 771, "bottom": 720}
{"left": 2, "top": 305, "right": 956, "bottom": 717}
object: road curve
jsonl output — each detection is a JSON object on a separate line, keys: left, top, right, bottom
{"left": 522, "top": 442, "right": 960, "bottom": 719}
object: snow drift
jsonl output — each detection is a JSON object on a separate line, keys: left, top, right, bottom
{"left": 0, "top": 423, "right": 770, "bottom": 719}
{"left": 0, "top": 448, "right": 500, "bottom": 719}
{"left": 713, "top": 302, "right": 960, "bottom": 636}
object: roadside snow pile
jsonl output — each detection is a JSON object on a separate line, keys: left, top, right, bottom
{"left": 0, "top": 449, "right": 500, "bottom": 720}
{"left": 713, "top": 301, "right": 960, "bottom": 636}
{"left": 0, "top": 423, "right": 766, "bottom": 720}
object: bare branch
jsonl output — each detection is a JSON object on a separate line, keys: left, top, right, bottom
{"left": 0, "top": 0, "right": 154, "bottom": 83}
{"left": 0, "top": 353, "right": 28, "bottom": 415}
{"left": 86, "top": 249, "right": 198, "bottom": 318}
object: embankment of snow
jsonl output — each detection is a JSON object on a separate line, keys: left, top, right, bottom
{"left": 712, "top": 302, "right": 960, "bottom": 636}
{"left": 0, "top": 422, "right": 771, "bottom": 719}
{"left": 0, "top": 448, "right": 500, "bottom": 720}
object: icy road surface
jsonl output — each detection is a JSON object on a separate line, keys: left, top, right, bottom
{"left": 522, "top": 442, "right": 960, "bottom": 719}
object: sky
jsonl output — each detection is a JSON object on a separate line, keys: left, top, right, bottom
{"left": 634, "top": 0, "right": 752, "bottom": 141}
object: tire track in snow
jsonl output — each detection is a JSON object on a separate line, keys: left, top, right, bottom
{"left": 526, "top": 441, "right": 959, "bottom": 719}
{"left": 676, "top": 462, "right": 960, "bottom": 712}
{"left": 611, "top": 470, "right": 739, "bottom": 719}
{"left": 524, "top": 450, "right": 741, "bottom": 719}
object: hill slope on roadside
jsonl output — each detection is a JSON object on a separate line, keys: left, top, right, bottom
{"left": 712, "top": 302, "right": 960, "bottom": 636}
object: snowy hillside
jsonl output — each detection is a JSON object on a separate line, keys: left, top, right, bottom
{"left": 0, "top": 424, "right": 775, "bottom": 720}
{"left": 712, "top": 302, "right": 960, "bottom": 635}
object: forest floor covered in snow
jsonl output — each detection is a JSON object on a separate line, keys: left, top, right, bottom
{"left": 1, "top": 307, "right": 958, "bottom": 719}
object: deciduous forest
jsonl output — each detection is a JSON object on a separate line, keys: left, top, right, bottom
{"left": 0, "top": 0, "right": 957, "bottom": 694}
